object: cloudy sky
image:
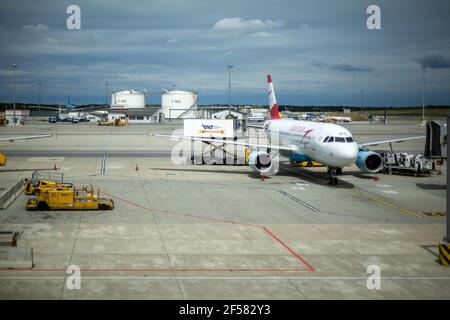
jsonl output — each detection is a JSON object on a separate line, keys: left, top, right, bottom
{"left": 0, "top": 0, "right": 450, "bottom": 106}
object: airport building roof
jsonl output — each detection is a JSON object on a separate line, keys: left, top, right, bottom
{"left": 107, "top": 108, "right": 160, "bottom": 117}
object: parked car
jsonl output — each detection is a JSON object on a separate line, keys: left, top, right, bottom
{"left": 49, "top": 116, "right": 57, "bottom": 123}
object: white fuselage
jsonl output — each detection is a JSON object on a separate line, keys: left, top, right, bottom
{"left": 265, "top": 119, "right": 359, "bottom": 167}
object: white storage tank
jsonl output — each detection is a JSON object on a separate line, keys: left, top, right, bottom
{"left": 111, "top": 90, "right": 145, "bottom": 109}
{"left": 161, "top": 89, "right": 198, "bottom": 119}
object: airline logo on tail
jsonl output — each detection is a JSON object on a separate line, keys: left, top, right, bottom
{"left": 267, "top": 74, "right": 281, "bottom": 120}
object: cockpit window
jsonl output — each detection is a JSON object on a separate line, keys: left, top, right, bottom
{"left": 327, "top": 136, "right": 334, "bottom": 143}
{"left": 335, "top": 137, "right": 345, "bottom": 143}
{"left": 346, "top": 137, "right": 354, "bottom": 142}
{"left": 323, "top": 136, "right": 330, "bottom": 142}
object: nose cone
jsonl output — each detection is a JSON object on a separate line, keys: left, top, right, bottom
{"left": 331, "top": 143, "right": 359, "bottom": 166}
{"left": 346, "top": 143, "right": 359, "bottom": 162}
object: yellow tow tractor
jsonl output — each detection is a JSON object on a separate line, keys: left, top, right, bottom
{"left": 26, "top": 185, "right": 114, "bottom": 211}
{"left": 97, "top": 119, "right": 128, "bottom": 126}
{"left": 24, "top": 171, "right": 72, "bottom": 195}
{"left": 114, "top": 119, "right": 128, "bottom": 126}
{"left": 24, "top": 179, "right": 73, "bottom": 195}
{"left": 290, "top": 160, "right": 323, "bottom": 167}
{"left": 0, "top": 153, "right": 6, "bottom": 166}
{"left": 97, "top": 120, "right": 114, "bottom": 126}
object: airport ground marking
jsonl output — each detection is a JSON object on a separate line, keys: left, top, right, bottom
{"left": 349, "top": 189, "right": 424, "bottom": 218}
{"left": 262, "top": 226, "right": 315, "bottom": 271}
{"left": 275, "top": 189, "right": 320, "bottom": 213}
{"left": 0, "top": 268, "right": 313, "bottom": 273}
{"left": 281, "top": 163, "right": 425, "bottom": 218}
{"left": 101, "top": 190, "right": 262, "bottom": 228}
{"left": 25, "top": 189, "right": 315, "bottom": 274}
{"left": 100, "top": 189, "right": 315, "bottom": 272}
{"left": 2, "top": 275, "right": 450, "bottom": 280}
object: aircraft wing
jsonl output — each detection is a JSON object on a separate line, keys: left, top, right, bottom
{"left": 359, "top": 136, "right": 426, "bottom": 147}
{"left": 0, "top": 134, "right": 52, "bottom": 142}
{"left": 246, "top": 124, "right": 265, "bottom": 129}
{"left": 151, "top": 134, "right": 297, "bottom": 151}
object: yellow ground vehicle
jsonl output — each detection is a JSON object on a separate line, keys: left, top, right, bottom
{"left": 24, "top": 171, "right": 71, "bottom": 195}
{"left": 0, "top": 153, "right": 5, "bottom": 166}
{"left": 24, "top": 179, "right": 73, "bottom": 195}
{"left": 97, "top": 119, "right": 128, "bottom": 126}
{"left": 290, "top": 160, "right": 323, "bottom": 167}
{"left": 26, "top": 186, "right": 114, "bottom": 211}
{"left": 113, "top": 119, "right": 128, "bottom": 126}
{"left": 97, "top": 120, "right": 114, "bottom": 126}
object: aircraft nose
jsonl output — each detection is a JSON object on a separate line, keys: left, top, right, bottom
{"left": 345, "top": 143, "right": 359, "bottom": 162}
{"left": 333, "top": 143, "right": 359, "bottom": 165}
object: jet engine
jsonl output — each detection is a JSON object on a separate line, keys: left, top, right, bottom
{"left": 248, "top": 150, "right": 273, "bottom": 174}
{"left": 355, "top": 150, "right": 383, "bottom": 173}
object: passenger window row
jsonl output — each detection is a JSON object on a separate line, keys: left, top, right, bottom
{"left": 323, "top": 136, "right": 354, "bottom": 143}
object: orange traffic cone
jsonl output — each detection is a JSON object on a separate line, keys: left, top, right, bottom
{"left": 260, "top": 174, "right": 265, "bottom": 182}
{"left": 373, "top": 175, "right": 379, "bottom": 181}
{"left": 53, "top": 163, "right": 58, "bottom": 170}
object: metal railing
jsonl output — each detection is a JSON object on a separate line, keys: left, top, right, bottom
{"left": 0, "top": 179, "right": 24, "bottom": 210}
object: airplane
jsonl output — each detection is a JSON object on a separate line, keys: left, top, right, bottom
{"left": 65, "top": 96, "right": 78, "bottom": 110}
{"left": 153, "top": 75, "right": 425, "bottom": 185}
{"left": 0, "top": 135, "right": 52, "bottom": 166}
{"left": 60, "top": 96, "right": 107, "bottom": 112}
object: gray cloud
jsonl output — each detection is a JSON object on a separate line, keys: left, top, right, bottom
{"left": 166, "top": 38, "right": 179, "bottom": 44}
{"left": 416, "top": 53, "right": 450, "bottom": 69}
{"left": 310, "top": 62, "right": 374, "bottom": 72}
{"left": 22, "top": 24, "right": 49, "bottom": 32}
{"left": 0, "top": 0, "right": 450, "bottom": 106}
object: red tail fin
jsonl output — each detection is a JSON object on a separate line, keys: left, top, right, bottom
{"left": 267, "top": 74, "right": 281, "bottom": 119}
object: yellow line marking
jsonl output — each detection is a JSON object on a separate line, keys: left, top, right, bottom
{"left": 350, "top": 189, "right": 424, "bottom": 218}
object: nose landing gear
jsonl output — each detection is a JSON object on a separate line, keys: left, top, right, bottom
{"left": 327, "top": 167, "right": 339, "bottom": 185}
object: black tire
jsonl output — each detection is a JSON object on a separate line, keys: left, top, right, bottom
{"left": 336, "top": 167, "right": 343, "bottom": 175}
{"left": 307, "top": 161, "right": 313, "bottom": 167}
{"left": 99, "top": 204, "right": 108, "bottom": 210}
{"left": 36, "top": 201, "right": 50, "bottom": 211}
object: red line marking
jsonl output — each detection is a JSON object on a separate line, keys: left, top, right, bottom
{"left": 102, "top": 191, "right": 262, "bottom": 228}
{"left": 0, "top": 191, "right": 315, "bottom": 273}
{"left": 262, "top": 226, "right": 315, "bottom": 271}
{"left": 0, "top": 268, "right": 312, "bottom": 273}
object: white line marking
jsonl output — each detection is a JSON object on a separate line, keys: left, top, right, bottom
{"left": 1, "top": 276, "right": 449, "bottom": 281}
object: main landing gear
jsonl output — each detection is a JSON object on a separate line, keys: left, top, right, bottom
{"left": 327, "top": 167, "right": 342, "bottom": 185}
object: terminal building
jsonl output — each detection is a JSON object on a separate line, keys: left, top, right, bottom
{"left": 106, "top": 108, "right": 161, "bottom": 124}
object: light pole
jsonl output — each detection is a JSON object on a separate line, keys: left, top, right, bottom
{"left": 38, "top": 83, "right": 42, "bottom": 113}
{"left": 360, "top": 89, "right": 364, "bottom": 113}
{"left": 105, "top": 82, "right": 109, "bottom": 106}
{"left": 11, "top": 64, "right": 17, "bottom": 124}
{"left": 227, "top": 64, "right": 233, "bottom": 115}
{"left": 422, "top": 66, "right": 427, "bottom": 121}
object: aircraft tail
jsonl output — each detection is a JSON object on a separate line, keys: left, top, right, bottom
{"left": 267, "top": 74, "right": 281, "bottom": 119}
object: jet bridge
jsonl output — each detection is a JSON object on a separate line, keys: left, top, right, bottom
{"left": 424, "top": 120, "right": 447, "bottom": 159}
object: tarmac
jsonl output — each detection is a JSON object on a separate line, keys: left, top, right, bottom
{"left": 0, "top": 120, "right": 448, "bottom": 299}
